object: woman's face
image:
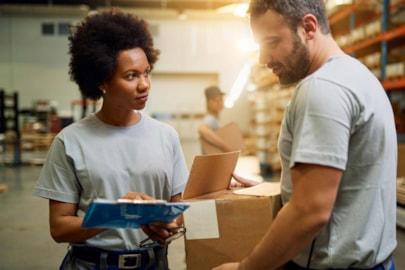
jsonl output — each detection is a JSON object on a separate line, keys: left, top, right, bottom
{"left": 102, "top": 47, "right": 151, "bottom": 111}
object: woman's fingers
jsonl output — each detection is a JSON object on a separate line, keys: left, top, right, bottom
{"left": 120, "top": 192, "right": 154, "bottom": 200}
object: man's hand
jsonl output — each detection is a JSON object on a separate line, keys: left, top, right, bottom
{"left": 229, "top": 173, "right": 259, "bottom": 188}
{"left": 212, "top": 262, "right": 240, "bottom": 270}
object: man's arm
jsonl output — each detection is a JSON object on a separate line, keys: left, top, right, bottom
{"left": 214, "top": 164, "right": 342, "bottom": 270}
{"left": 198, "top": 124, "right": 232, "bottom": 152}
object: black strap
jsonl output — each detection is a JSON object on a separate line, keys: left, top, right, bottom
{"left": 306, "top": 238, "right": 316, "bottom": 269}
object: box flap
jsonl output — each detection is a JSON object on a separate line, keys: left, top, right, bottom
{"left": 182, "top": 151, "right": 239, "bottom": 199}
{"left": 201, "top": 122, "right": 244, "bottom": 154}
{"left": 232, "top": 182, "right": 281, "bottom": 197}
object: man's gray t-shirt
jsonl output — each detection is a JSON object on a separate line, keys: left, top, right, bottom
{"left": 278, "top": 55, "right": 397, "bottom": 268}
{"left": 34, "top": 113, "right": 188, "bottom": 250}
{"left": 203, "top": 114, "right": 220, "bottom": 130}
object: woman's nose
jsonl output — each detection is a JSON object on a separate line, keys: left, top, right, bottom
{"left": 138, "top": 75, "right": 150, "bottom": 92}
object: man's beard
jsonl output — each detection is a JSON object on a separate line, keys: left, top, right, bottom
{"left": 273, "top": 34, "right": 311, "bottom": 85}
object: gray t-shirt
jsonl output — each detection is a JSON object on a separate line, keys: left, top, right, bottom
{"left": 34, "top": 112, "right": 188, "bottom": 250}
{"left": 279, "top": 55, "right": 397, "bottom": 268}
{"left": 203, "top": 113, "right": 220, "bottom": 130}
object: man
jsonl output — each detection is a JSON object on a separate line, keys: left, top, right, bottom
{"left": 214, "top": 0, "right": 397, "bottom": 269}
{"left": 199, "top": 86, "right": 232, "bottom": 153}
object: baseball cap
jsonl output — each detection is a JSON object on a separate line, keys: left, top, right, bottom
{"left": 204, "top": 86, "right": 225, "bottom": 99}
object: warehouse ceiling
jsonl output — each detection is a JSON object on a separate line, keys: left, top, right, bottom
{"left": 0, "top": 0, "right": 247, "bottom": 10}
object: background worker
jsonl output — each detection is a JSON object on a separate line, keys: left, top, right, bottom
{"left": 198, "top": 86, "right": 232, "bottom": 153}
{"left": 214, "top": 0, "right": 397, "bottom": 269}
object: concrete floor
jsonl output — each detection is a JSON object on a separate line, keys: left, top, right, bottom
{"left": 1, "top": 165, "right": 405, "bottom": 269}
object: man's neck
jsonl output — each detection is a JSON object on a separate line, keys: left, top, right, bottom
{"left": 208, "top": 110, "right": 219, "bottom": 118}
{"left": 308, "top": 34, "right": 345, "bottom": 75}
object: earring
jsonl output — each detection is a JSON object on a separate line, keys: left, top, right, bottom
{"left": 100, "top": 87, "right": 106, "bottom": 94}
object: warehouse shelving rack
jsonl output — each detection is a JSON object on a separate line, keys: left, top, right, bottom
{"left": 329, "top": 0, "right": 405, "bottom": 91}
{"left": 0, "top": 89, "right": 21, "bottom": 165}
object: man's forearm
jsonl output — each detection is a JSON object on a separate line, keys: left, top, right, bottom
{"left": 240, "top": 201, "right": 326, "bottom": 270}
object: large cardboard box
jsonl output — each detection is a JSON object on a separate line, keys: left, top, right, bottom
{"left": 183, "top": 186, "right": 281, "bottom": 270}
{"left": 201, "top": 122, "right": 244, "bottom": 155}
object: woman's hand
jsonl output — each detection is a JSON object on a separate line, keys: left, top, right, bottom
{"left": 141, "top": 220, "right": 181, "bottom": 244}
{"left": 119, "top": 192, "right": 154, "bottom": 201}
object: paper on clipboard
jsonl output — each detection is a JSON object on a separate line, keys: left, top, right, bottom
{"left": 183, "top": 200, "right": 219, "bottom": 240}
{"left": 232, "top": 182, "right": 281, "bottom": 197}
{"left": 182, "top": 151, "right": 240, "bottom": 199}
{"left": 201, "top": 122, "right": 244, "bottom": 154}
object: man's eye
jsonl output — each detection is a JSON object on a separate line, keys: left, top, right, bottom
{"left": 267, "top": 40, "right": 278, "bottom": 49}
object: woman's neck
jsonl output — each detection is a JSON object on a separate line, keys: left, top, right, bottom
{"left": 96, "top": 106, "right": 140, "bottom": 127}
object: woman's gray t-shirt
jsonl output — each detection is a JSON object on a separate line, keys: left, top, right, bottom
{"left": 34, "top": 112, "right": 188, "bottom": 250}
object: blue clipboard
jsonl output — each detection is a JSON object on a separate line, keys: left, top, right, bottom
{"left": 82, "top": 199, "right": 190, "bottom": 229}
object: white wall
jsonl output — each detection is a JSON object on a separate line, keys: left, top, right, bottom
{"left": 0, "top": 14, "right": 81, "bottom": 113}
{"left": 0, "top": 10, "right": 253, "bottom": 132}
{"left": 0, "top": 16, "right": 12, "bottom": 91}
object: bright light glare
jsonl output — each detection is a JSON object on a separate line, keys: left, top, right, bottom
{"left": 238, "top": 38, "right": 259, "bottom": 53}
{"left": 225, "top": 60, "right": 254, "bottom": 108}
{"left": 217, "top": 3, "right": 249, "bottom": 17}
{"left": 232, "top": 3, "right": 249, "bottom": 17}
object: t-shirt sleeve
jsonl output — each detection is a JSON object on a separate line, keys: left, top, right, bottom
{"left": 289, "top": 78, "right": 358, "bottom": 170}
{"left": 170, "top": 130, "right": 189, "bottom": 196}
{"left": 203, "top": 115, "right": 219, "bottom": 130}
{"left": 33, "top": 135, "right": 80, "bottom": 203}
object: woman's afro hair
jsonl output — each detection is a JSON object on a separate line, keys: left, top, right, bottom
{"left": 69, "top": 11, "right": 160, "bottom": 100}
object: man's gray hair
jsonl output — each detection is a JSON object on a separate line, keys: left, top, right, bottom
{"left": 249, "top": 0, "right": 330, "bottom": 34}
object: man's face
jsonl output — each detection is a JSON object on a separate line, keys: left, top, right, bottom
{"left": 208, "top": 95, "right": 224, "bottom": 113}
{"left": 250, "top": 10, "right": 311, "bottom": 85}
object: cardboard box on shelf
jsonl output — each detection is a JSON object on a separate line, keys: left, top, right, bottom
{"left": 182, "top": 152, "right": 281, "bottom": 270}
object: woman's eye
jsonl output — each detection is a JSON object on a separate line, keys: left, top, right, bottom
{"left": 126, "top": 73, "right": 137, "bottom": 80}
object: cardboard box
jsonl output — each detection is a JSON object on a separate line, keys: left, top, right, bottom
{"left": 201, "top": 122, "right": 244, "bottom": 155}
{"left": 183, "top": 186, "right": 281, "bottom": 270}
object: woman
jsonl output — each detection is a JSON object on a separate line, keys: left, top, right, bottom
{"left": 34, "top": 11, "right": 188, "bottom": 270}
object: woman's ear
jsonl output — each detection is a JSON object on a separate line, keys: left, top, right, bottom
{"left": 100, "top": 83, "right": 107, "bottom": 94}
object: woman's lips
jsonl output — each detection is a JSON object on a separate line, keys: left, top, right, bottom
{"left": 136, "top": 95, "right": 148, "bottom": 102}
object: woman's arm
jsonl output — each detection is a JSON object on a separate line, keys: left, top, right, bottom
{"left": 49, "top": 200, "right": 105, "bottom": 243}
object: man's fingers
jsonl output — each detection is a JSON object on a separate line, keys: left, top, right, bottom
{"left": 232, "top": 173, "right": 259, "bottom": 187}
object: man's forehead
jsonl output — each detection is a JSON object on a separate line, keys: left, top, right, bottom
{"left": 250, "top": 9, "right": 289, "bottom": 36}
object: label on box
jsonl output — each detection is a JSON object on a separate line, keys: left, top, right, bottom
{"left": 183, "top": 200, "right": 219, "bottom": 240}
